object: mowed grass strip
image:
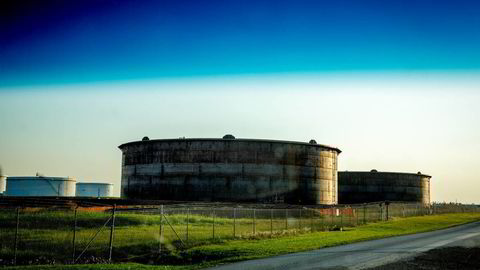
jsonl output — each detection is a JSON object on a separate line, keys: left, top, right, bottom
{"left": 184, "top": 212, "right": 480, "bottom": 267}
{"left": 4, "top": 212, "right": 480, "bottom": 270}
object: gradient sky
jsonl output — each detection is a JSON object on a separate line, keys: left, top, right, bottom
{"left": 1, "top": 0, "right": 480, "bottom": 86}
{"left": 1, "top": 1, "right": 479, "bottom": 202}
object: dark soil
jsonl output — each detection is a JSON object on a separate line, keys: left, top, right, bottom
{"left": 369, "top": 247, "right": 480, "bottom": 270}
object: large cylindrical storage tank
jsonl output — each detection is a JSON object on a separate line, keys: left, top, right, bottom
{"left": 0, "top": 175, "right": 6, "bottom": 194}
{"left": 5, "top": 176, "right": 76, "bottom": 197}
{"left": 119, "top": 136, "right": 341, "bottom": 204}
{"left": 338, "top": 170, "right": 431, "bottom": 204}
{"left": 76, "top": 182, "right": 114, "bottom": 197}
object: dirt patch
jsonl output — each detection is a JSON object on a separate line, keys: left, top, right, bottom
{"left": 369, "top": 247, "right": 480, "bottom": 270}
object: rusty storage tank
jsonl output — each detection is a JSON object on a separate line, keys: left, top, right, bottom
{"left": 76, "top": 182, "right": 114, "bottom": 197}
{"left": 119, "top": 136, "right": 341, "bottom": 204}
{"left": 5, "top": 176, "right": 76, "bottom": 197}
{"left": 338, "top": 170, "right": 431, "bottom": 204}
{"left": 0, "top": 175, "right": 6, "bottom": 195}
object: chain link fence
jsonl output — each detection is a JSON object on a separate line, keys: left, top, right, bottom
{"left": 0, "top": 201, "right": 478, "bottom": 266}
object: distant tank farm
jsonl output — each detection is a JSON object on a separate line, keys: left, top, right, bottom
{"left": 1, "top": 136, "right": 434, "bottom": 206}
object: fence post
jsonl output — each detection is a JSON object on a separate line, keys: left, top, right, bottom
{"left": 348, "top": 206, "right": 351, "bottom": 226}
{"left": 186, "top": 207, "right": 189, "bottom": 244}
{"left": 233, "top": 207, "right": 236, "bottom": 237}
{"left": 310, "top": 209, "right": 313, "bottom": 231}
{"left": 363, "top": 204, "right": 366, "bottom": 224}
{"left": 270, "top": 208, "right": 273, "bottom": 235}
{"left": 14, "top": 207, "right": 20, "bottom": 266}
{"left": 253, "top": 209, "right": 256, "bottom": 235}
{"left": 321, "top": 209, "right": 325, "bottom": 230}
{"left": 355, "top": 208, "right": 358, "bottom": 226}
{"left": 331, "top": 207, "right": 334, "bottom": 227}
{"left": 340, "top": 207, "right": 343, "bottom": 228}
{"left": 158, "top": 205, "right": 163, "bottom": 254}
{"left": 108, "top": 204, "right": 116, "bottom": 263}
{"left": 299, "top": 208, "right": 302, "bottom": 230}
{"left": 386, "top": 201, "right": 389, "bottom": 221}
{"left": 72, "top": 206, "right": 78, "bottom": 263}
{"left": 285, "top": 209, "right": 288, "bottom": 230}
{"left": 212, "top": 208, "right": 215, "bottom": 239}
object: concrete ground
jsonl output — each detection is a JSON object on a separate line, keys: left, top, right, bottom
{"left": 208, "top": 221, "right": 480, "bottom": 270}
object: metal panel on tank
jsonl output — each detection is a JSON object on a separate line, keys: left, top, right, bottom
{"left": 119, "top": 136, "right": 341, "bottom": 204}
{"left": 5, "top": 176, "right": 76, "bottom": 197}
{"left": 76, "top": 182, "right": 114, "bottom": 197}
{"left": 338, "top": 171, "right": 431, "bottom": 204}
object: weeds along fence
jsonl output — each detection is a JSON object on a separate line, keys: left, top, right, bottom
{"left": 0, "top": 202, "right": 478, "bottom": 266}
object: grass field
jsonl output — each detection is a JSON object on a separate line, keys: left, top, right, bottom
{"left": 2, "top": 205, "right": 382, "bottom": 264}
{"left": 1, "top": 207, "right": 351, "bottom": 265}
{"left": 2, "top": 211, "right": 480, "bottom": 270}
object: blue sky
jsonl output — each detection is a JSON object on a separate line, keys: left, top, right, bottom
{"left": 1, "top": 1, "right": 479, "bottom": 202}
{"left": 1, "top": 0, "right": 480, "bottom": 87}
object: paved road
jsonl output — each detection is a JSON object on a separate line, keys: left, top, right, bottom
{"left": 208, "top": 221, "right": 480, "bottom": 270}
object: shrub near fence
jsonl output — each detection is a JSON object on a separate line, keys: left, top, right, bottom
{"left": 0, "top": 202, "right": 478, "bottom": 266}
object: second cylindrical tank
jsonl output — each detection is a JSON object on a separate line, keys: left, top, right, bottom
{"left": 338, "top": 170, "right": 431, "bottom": 204}
{"left": 76, "top": 182, "right": 114, "bottom": 197}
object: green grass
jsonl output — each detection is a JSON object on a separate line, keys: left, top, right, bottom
{"left": 178, "top": 212, "right": 480, "bottom": 267}
{"left": 3, "top": 212, "right": 480, "bottom": 270}
{"left": 1, "top": 208, "right": 329, "bottom": 264}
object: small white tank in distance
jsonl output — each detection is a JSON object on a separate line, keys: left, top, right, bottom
{"left": 76, "top": 182, "right": 113, "bottom": 197}
{"left": 0, "top": 175, "right": 6, "bottom": 194}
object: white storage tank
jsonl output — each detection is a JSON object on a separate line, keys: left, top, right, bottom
{"left": 5, "top": 176, "right": 76, "bottom": 197}
{"left": 0, "top": 175, "right": 6, "bottom": 194}
{"left": 76, "top": 182, "right": 114, "bottom": 197}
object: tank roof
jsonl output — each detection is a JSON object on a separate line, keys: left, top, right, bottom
{"left": 76, "top": 182, "right": 113, "bottom": 186}
{"left": 339, "top": 171, "right": 431, "bottom": 178}
{"left": 119, "top": 137, "right": 341, "bottom": 153}
{"left": 6, "top": 176, "right": 76, "bottom": 182}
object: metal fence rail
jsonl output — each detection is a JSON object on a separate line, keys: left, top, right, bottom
{"left": 0, "top": 202, "right": 478, "bottom": 266}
